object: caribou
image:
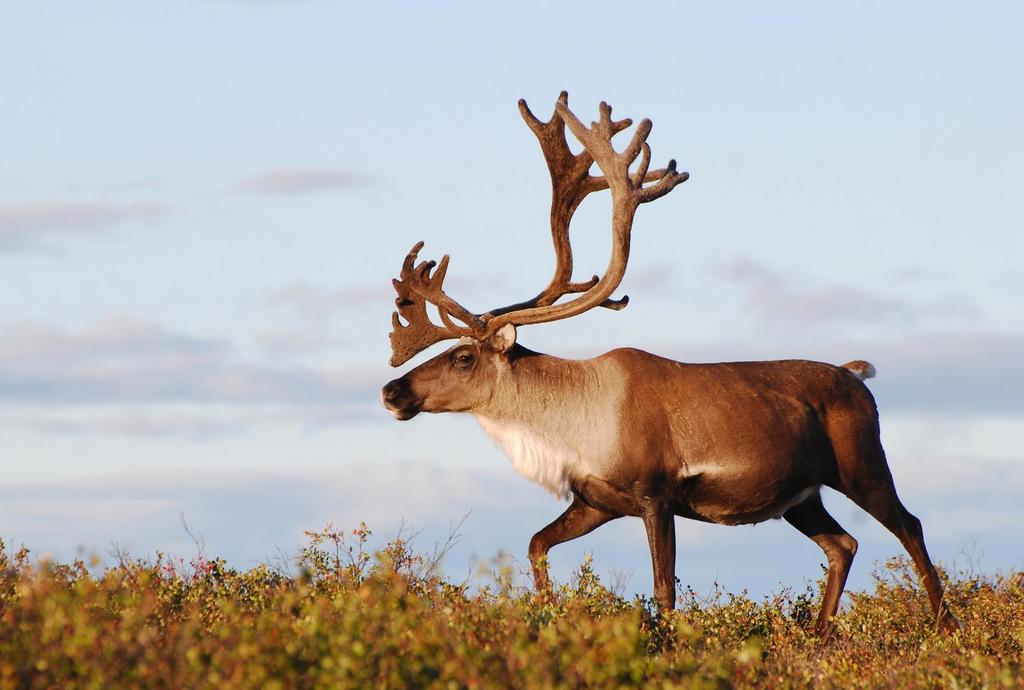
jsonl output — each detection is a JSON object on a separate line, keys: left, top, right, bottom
{"left": 380, "top": 93, "right": 959, "bottom": 635}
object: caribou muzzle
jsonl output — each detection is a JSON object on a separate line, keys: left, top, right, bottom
{"left": 381, "top": 378, "right": 422, "bottom": 420}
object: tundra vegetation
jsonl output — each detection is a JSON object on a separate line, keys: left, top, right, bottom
{"left": 0, "top": 527, "right": 1021, "bottom": 689}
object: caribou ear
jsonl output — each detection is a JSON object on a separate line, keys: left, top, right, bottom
{"left": 487, "top": 323, "right": 517, "bottom": 353}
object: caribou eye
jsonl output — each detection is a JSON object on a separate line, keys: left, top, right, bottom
{"left": 452, "top": 351, "right": 476, "bottom": 369}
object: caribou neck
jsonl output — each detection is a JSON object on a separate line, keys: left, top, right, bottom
{"left": 476, "top": 345, "right": 608, "bottom": 423}
{"left": 471, "top": 345, "right": 627, "bottom": 499}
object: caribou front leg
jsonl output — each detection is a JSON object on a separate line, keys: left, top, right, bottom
{"left": 642, "top": 501, "right": 677, "bottom": 610}
{"left": 528, "top": 496, "right": 619, "bottom": 594}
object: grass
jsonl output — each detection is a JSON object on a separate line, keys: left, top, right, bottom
{"left": 0, "top": 525, "right": 1021, "bottom": 689}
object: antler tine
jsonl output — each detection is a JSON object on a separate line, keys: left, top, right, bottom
{"left": 520, "top": 94, "right": 671, "bottom": 194}
{"left": 592, "top": 101, "right": 634, "bottom": 139}
{"left": 631, "top": 143, "right": 652, "bottom": 188}
{"left": 518, "top": 93, "right": 605, "bottom": 302}
{"left": 638, "top": 159, "right": 690, "bottom": 203}
{"left": 558, "top": 101, "right": 689, "bottom": 206}
{"left": 481, "top": 91, "right": 626, "bottom": 324}
{"left": 411, "top": 253, "right": 485, "bottom": 332}
{"left": 512, "top": 93, "right": 666, "bottom": 293}
{"left": 389, "top": 242, "right": 485, "bottom": 367}
{"left": 622, "top": 119, "right": 653, "bottom": 171}
{"left": 482, "top": 99, "right": 687, "bottom": 334}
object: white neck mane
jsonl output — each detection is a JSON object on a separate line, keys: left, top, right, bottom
{"left": 473, "top": 354, "right": 626, "bottom": 500}
{"left": 475, "top": 416, "right": 581, "bottom": 499}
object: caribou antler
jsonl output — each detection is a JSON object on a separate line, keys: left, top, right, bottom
{"left": 388, "top": 94, "right": 688, "bottom": 366}
{"left": 389, "top": 241, "right": 487, "bottom": 366}
{"left": 487, "top": 91, "right": 672, "bottom": 318}
{"left": 483, "top": 99, "right": 689, "bottom": 332}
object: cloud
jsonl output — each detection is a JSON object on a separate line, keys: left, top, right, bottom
{"left": 0, "top": 466, "right": 546, "bottom": 568}
{"left": 0, "top": 316, "right": 225, "bottom": 366}
{"left": 900, "top": 452, "right": 1024, "bottom": 495}
{"left": 0, "top": 397, "right": 385, "bottom": 440}
{"left": 0, "top": 315, "right": 375, "bottom": 406}
{"left": 234, "top": 167, "right": 369, "bottom": 196}
{"left": 269, "top": 281, "right": 390, "bottom": 325}
{"left": 628, "top": 256, "right": 1018, "bottom": 414}
{"left": 254, "top": 328, "right": 346, "bottom": 356}
{"left": 0, "top": 471, "right": 321, "bottom": 563}
{"left": 711, "top": 256, "right": 978, "bottom": 327}
{"left": 0, "top": 408, "right": 259, "bottom": 440}
{"left": 626, "top": 262, "right": 675, "bottom": 292}
{"left": 255, "top": 281, "right": 391, "bottom": 355}
{"left": 63, "top": 177, "right": 167, "bottom": 194}
{"left": 0, "top": 201, "right": 167, "bottom": 253}
{"left": 865, "top": 330, "right": 1024, "bottom": 414}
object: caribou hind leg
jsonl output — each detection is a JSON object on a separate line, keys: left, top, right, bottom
{"left": 783, "top": 491, "right": 858, "bottom": 635}
{"left": 528, "top": 496, "right": 620, "bottom": 594}
{"left": 828, "top": 425, "right": 961, "bottom": 634}
{"left": 845, "top": 481, "right": 961, "bottom": 633}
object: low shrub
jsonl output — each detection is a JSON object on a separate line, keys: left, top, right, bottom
{"left": 0, "top": 529, "right": 1020, "bottom": 689}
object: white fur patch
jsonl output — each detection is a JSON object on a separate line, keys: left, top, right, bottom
{"left": 473, "top": 356, "right": 626, "bottom": 501}
{"left": 842, "top": 360, "right": 877, "bottom": 381}
{"left": 476, "top": 416, "right": 583, "bottom": 500}
{"left": 768, "top": 485, "right": 820, "bottom": 520}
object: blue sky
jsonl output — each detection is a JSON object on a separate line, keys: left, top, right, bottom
{"left": 1, "top": 1, "right": 1022, "bottom": 599}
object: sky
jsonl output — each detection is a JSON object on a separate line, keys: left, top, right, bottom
{"left": 1, "top": 1, "right": 1022, "bottom": 601}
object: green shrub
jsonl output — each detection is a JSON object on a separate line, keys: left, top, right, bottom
{"left": 0, "top": 531, "right": 1020, "bottom": 689}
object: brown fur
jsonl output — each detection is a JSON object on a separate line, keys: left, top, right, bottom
{"left": 382, "top": 332, "right": 960, "bottom": 635}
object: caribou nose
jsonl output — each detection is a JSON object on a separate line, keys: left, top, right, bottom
{"left": 381, "top": 380, "right": 404, "bottom": 406}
